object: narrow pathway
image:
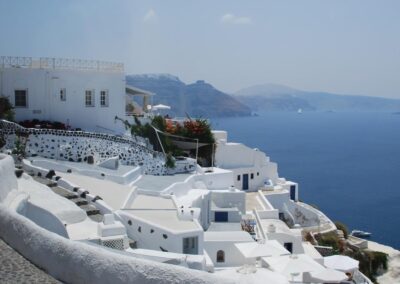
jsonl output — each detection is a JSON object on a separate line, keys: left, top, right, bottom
{"left": 0, "top": 238, "right": 60, "bottom": 284}
{"left": 245, "top": 192, "right": 265, "bottom": 211}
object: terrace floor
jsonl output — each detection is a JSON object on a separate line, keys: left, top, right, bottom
{"left": 133, "top": 173, "right": 193, "bottom": 192}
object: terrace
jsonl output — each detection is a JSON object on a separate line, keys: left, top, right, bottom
{"left": 0, "top": 56, "right": 124, "bottom": 73}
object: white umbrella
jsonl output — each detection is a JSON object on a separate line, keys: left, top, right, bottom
{"left": 235, "top": 241, "right": 290, "bottom": 259}
{"left": 216, "top": 266, "right": 289, "bottom": 284}
{"left": 303, "top": 268, "right": 348, "bottom": 283}
{"left": 324, "top": 255, "right": 359, "bottom": 272}
{"left": 152, "top": 104, "right": 171, "bottom": 110}
{"left": 263, "top": 254, "right": 326, "bottom": 281}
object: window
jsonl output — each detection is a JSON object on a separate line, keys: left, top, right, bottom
{"left": 183, "top": 237, "right": 198, "bottom": 254}
{"left": 85, "top": 90, "right": 94, "bottom": 107}
{"left": 60, "top": 88, "right": 66, "bottom": 101}
{"left": 284, "top": 242, "right": 293, "bottom": 254}
{"left": 251, "top": 173, "right": 254, "bottom": 179}
{"left": 100, "top": 90, "right": 109, "bottom": 107}
{"left": 216, "top": 250, "right": 225, "bottom": 263}
{"left": 237, "top": 175, "right": 241, "bottom": 181}
{"left": 14, "top": 90, "right": 28, "bottom": 107}
{"left": 215, "top": 211, "right": 228, "bottom": 222}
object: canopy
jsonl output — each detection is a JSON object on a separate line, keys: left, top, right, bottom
{"left": 126, "top": 85, "right": 154, "bottom": 96}
{"left": 262, "top": 254, "right": 325, "bottom": 281}
{"left": 235, "top": 241, "right": 290, "bottom": 259}
{"left": 324, "top": 255, "right": 359, "bottom": 272}
{"left": 152, "top": 104, "right": 171, "bottom": 110}
{"left": 215, "top": 266, "right": 289, "bottom": 284}
{"left": 303, "top": 269, "right": 348, "bottom": 283}
{"left": 170, "top": 139, "right": 209, "bottom": 150}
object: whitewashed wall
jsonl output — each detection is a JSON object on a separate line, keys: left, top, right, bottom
{"left": 203, "top": 240, "right": 246, "bottom": 267}
{"left": 213, "top": 136, "right": 280, "bottom": 191}
{"left": 0, "top": 154, "right": 17, "bottom": 202}
{"left": 0, "top": 204, "right": 233, "bottom": 284}
{"left": 0, "top": 67, "right": 126, "bottom": 133}
{"left": 116, "top": 210, "right": 204, "bottom": 255}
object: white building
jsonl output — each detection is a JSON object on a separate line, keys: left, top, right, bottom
{"left": 0, "top": 56, "right": 143, "bottom": 134}
{"left": 213, "top": 130, "right": 299, "bottom": 200}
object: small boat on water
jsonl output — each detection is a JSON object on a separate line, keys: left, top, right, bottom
{"left": 351, "top": 230, "right": 372, "bottom": 238}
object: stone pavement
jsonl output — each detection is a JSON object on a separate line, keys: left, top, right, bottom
{"left": 0, "top": 238, "right": 60, "bottom": 284}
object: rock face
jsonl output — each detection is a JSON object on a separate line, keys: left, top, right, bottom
{"left": 235, "top": 83, "right": 400, "bottom": 112}
{"left": 126, "top": 74, "right": 251, "bottom": 118}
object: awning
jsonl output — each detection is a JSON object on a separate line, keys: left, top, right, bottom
{"left": 324, "top": 255, "right": 359, "bottom": 272}
{"left": 152, "top": 104, "right": 171, "bottom": 110}
{"left": 262, "top": 254, "right": 326, "bottom": 281}
{"left": 235, "top": 240, "right": 290, "bottom": 259}
{"left": 170, "top": 139, "right": 209, "bottom": 150}
{"left": 125, "top": 85, "right": 154, "bottom": 96}
{"left": 215, "top": 266, "right": 289, "bottom": 284}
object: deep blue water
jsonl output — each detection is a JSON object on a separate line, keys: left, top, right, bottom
{"left": 212, "top": 112, "right": 400, "bottom": 249}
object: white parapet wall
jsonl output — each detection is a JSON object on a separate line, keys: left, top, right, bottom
{"left": 0, "top": 204, "right": 234, "bottom": 284}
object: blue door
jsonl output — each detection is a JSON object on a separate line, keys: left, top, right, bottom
{"left": 290, "top": 185, "right": 296, "bottom": 200}
{"left": 242, "top": 174, "right": 249, "bottom": 190}
{"left": 215, "top": 211, "right": 228, "bottom": 222}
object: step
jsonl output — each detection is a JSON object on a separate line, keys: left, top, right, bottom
{"left": 79, "top": 204, "right": 100, "bottom": 215}
{"left": 75, "top": 199, "right": 88, "bottom": 206}
{"left": 89, "top": 214, "right": 103, "bottom": 223}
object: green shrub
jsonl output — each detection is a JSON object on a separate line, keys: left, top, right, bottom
{"left": 165, "top": 153, "right": 175, "bottom": 169}
{"left": 0, "top": 96, "right": 15, "bottom": 121}
{"left": 335, "top": 221, "right": 349, "bottom": 239}
{"left": 350, "top": 250, "right": 388, "bottom": 283}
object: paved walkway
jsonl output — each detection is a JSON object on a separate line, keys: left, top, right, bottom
{"left": 245, "top": 192, "right": 266, "bottom": 211}
{"left": 0, "top": 238, "right": 60, "bottom": 284}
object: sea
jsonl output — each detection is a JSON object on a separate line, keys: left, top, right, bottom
{"left": 212, "top": 112, "right": 400, "bottom": 249}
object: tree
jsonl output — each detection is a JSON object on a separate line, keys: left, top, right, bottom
{"left": 0, "top": 96, "right": 15, "bottom": 121}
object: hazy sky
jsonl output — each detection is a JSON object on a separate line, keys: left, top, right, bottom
{"left": 0, "top": 0, "right": 399, "bottom": 98}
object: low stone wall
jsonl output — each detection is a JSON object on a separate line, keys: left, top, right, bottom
{"left": 0, "top": 204, "right": 233, "bottom": 284}
{"left": 1, "top": 120, "right": 167, "bottom": 175}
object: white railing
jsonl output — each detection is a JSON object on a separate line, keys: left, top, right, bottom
{"left": 0, "top": 56, "right": 124, "bottom": 72}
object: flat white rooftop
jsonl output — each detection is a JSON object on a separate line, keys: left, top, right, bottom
{"left": 204, "top": 230, "right": 254, "bottom": 242}
{"left": 30, "top": 157, "right": 139, "bottom": 185}
{"left": 260, "top": 219, "right": 299, "bottom": 235}
{"left": 128, "top": 195, "right": 176, "bottom": 210}
{"left": 207, "top": 222, "right": 242, "bottom": 232}
{"left": 58, "top": 173, "right": 135, "bottom": 210}
{"left": 123, "top": 209, "right": 200, "bottom": 232}
{"left": 133, "top": 173, "right": 193, "bottom": 192}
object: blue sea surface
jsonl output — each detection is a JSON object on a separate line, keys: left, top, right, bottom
{"left": 212, "top": 112, "right": 400, "bottom": 249}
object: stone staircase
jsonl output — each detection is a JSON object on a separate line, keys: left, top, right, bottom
{"left": 32, "top": 175, "right": 103, "bottom": 222}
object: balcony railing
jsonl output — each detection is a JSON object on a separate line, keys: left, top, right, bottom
{"left": 0, "top": 56, "right": 124, "bottom": 73}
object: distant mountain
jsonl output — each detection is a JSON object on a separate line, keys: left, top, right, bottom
{"left": 126, "top": 74, "right": 251, "bottom": 118}
{"left": 235, "top": 83, "right": 400, "bottom": 112}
